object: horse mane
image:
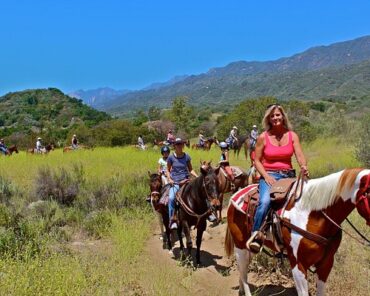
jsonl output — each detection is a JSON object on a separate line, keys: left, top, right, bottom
{"left": 301, "top": 168, "right": 365, "bottom": 211}
{"left": 149, "top": 173, "right": 160, "bottom": 182}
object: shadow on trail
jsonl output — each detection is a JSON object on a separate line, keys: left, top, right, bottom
{"left": 171, "top": 247, "right": 229, "bottom": 273}
{"left": 232, "top": 284, "right": 297, "bottom": 296}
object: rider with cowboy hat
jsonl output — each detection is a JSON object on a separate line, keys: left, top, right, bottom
{"left": 71, "top": 134, "right": 78, "bottom": 149}
{"left": 36, "top": 137, "right": 43, "bottom": 153}
{"left": 226, "top": 126, "right": 238, "bottom": 148}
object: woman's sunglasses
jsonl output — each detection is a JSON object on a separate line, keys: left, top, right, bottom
{"left": 266, "top": 104, "right": 281, "bottom": 110}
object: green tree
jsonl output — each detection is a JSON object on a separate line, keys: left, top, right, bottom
{"left": 356, "top": 113, "right": 370, "bottom": 167}
{"left": 168, "top": 96, "right": 193, "bottom": 134}
{"left": 147, "top": 106, "right": 161, "bottom": 121}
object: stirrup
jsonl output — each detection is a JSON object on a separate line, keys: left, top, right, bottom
{"left": 246, "top": 231, "right": 262, "bottom": 253}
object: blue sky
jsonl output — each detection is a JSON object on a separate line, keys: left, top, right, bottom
{"left": 1, "top": 0, "right": 369, "bottom": 95}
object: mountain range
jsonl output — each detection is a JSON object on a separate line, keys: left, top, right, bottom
{"left": 72, "top": 35, "right": 370, "bottom": 115}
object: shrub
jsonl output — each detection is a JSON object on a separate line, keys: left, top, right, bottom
{"left": 83, "top": 211, "right": 112, "bottom": 238}
{"left": 356, "top": 113, "right": 370, "bottom": 167}
{"left": 0, "top": 176, "right": 13, "bottom": 204}
{"left": 35, "top": 164, "right": 84, "bottom": 206}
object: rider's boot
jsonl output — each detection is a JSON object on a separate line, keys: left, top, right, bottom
{"left": 246, "top": 231, "right": 263, "bottom": 253}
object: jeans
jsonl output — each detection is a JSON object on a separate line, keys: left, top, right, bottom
{"left": 252, "top": 171, "right": 289, "bottom": 232}
{"left": 168, "top": 184, "right": 180, "bottom": 220}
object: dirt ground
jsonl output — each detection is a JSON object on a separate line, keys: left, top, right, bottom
{"left": 144, "top": 208, "right": 297, "bottom": 296}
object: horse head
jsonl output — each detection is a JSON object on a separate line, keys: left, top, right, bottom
{"left": 148, "top": 171, "right": 162, "bottom": 203}
{"left": 200, "top": 161, "right": 220, "bottom": 210}
{"left": 356, "top": 171, "right": 370, "bottom": 226}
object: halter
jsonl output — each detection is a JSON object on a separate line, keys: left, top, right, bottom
{"left": 355, "top": 173, "right": 370, "bottom": 220}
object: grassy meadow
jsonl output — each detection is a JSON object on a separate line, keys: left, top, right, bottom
{"left": 0, "top": 139, "right": 368, "bottom": 295}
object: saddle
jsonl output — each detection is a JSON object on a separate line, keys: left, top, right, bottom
{"left": 231, "top": 178, "right": 297, "bottom": 248}
{"left": 220, "top": 166, "right": 245, "bottom": 178}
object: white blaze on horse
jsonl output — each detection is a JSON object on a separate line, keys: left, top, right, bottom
{"left": 225, "top": 168, "right": 370, "bottom": 296}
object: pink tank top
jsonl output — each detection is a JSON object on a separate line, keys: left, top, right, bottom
{"left": 262, "top": 131, "right": 294, "bottom": 171}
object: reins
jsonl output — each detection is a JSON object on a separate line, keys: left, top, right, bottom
{"left": 321, "top": 211, "right": 370, "bottom": 246}
{"left": 175, "top": 178, "right": 215, "bottom": 228}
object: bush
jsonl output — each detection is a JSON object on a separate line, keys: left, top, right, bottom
{"left": 356, "top": 113, "right": 370, "bottom": 167}
{"left": 0, "top": 176, "right": 13, "bottom": 204}
{"left": 35, "top": 164, "right": 84, "bottom": 206}
{"left": 83, "top": 211, "right": 112, "bottom": 238}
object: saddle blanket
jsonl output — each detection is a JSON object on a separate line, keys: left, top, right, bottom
{"left": 230, "top": 184, "right": 258, "bottom": 214}
{"left": 221, "top": 166, "right": 245, "bottom": 178}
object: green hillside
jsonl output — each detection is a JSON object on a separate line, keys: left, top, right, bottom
{"left": 0, "top": 88, "right": 110, "bottom": 144}
{"left": 104, "top": 35, "right": 370, "bottom": 116}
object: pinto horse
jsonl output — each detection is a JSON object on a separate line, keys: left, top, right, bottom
{"left": 176, "top": 162, "right": 220, "bottom": 264}
{"left": 148, "top": 172, "right": 173, "bottom": 251}
{"left": 28, "top": 144, "right": 54, "bottom": 154}
{"left": 225, "top": 168, "right": 370, "bottom": 296}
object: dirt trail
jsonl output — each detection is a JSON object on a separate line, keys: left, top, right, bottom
{"left": 144, "top": 208, "right": 297, "bottom": 296}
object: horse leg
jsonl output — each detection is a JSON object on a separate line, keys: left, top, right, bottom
{"left": 182, "top": 221, "right": 192, "bottom": 257}
{"left": 314, "top": 235, "right": 341, "bottom": 296}
{"left": 235, "top": 247, "right": 253, "bottom": 296}
{"left": 195, "top": 227, "right": 204, "bottom": 265}
{"left": 152, "top": 202, "right": 165, "bottom": 240}
{"left": 218, "top": 193, "right": 224, "bottom": 223}
{"left": 177, "top": 219, "right": 185, "bottom": 259}
{"left": 291, "top": 264, "right": 309, "bottom": 296}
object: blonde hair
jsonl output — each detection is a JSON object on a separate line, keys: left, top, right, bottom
{"left": 262, "top": 105, "right": 293, "bottom": 131}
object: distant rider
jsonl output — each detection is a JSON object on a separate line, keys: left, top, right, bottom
{"left": 158, "top": 146, "right": 170, "bottom": 185}
{"left": 198, "top": 131, "right": 206, "bottom": 148}
{"left": 166, "top": 130, "right": 176, "bottom": 145}
{"left": 0, "top": 139, "right": 8, "bottom": 155}
{"left": 250, "top": 125, "right": 259, "bottom": 149}
{"left": 138, "top": 135, "right": 145, "bottom": 150}
{"left": 71, "top": 134, "right": 78, "bottom": 149}
{"left": 36, "top": 137, "right": 43, "bottom": 153}
{"left": 219, "top": 142, "right": 235, "bottom": 184}
{"left": 226, "top": 126, "right": 238, "bottom": 148}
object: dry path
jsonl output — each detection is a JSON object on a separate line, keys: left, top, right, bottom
{"left": 144, "top": 208, "right": 296, "bottom": 296}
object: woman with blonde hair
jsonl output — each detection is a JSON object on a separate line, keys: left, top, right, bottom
{"left": 246, "top": 104, "right": 309, "bottom": 253}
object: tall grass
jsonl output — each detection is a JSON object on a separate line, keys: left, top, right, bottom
{"left": 0, "top": 140, "right": 367, "bottom": 295}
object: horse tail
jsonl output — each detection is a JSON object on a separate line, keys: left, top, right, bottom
{"left": 225, "top": 224, "right": 234, "bottom": 257}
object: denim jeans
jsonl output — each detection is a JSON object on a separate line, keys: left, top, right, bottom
{"left": 168, "top": 184, "right": 180, "bottom": 220}
{"left": 252, "top": 171, "right": 289, "bottom": 232}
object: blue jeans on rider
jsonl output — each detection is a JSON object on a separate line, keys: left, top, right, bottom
{"left": 168, "top": 184, "right": 180, "bottom": 221}
{"left": 252, "top": 171, "right": 289, "bottom": 232}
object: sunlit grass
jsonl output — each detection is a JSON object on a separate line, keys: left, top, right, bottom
{"left": 0, "top": 139, "right": 367, "bottom": 295}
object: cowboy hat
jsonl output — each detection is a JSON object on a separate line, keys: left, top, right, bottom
{"left": 233, "top": 126, "right": 238, "bottom": 129}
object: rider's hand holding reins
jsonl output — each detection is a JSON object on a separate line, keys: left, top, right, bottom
{"left": 301, "top": 165, "right": 309, "bottom": 178}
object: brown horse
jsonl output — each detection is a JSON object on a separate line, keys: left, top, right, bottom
{"left": 3, "top": 145, "right": 19, "bottom": 156}
{"left": 63, "top": 145, "right": 92, "bottom": 153}
{"left": 225, "top": 168, "right": 370, "bottom": 296}
{"left": 148, "top": 172, "right": 173, "bottom": 251}
{"left": 215, "top": 164, "right": 249, "bottom": 222}
{"left": 176, "top": 162, "right": 220, "bottom": 264}
{"left": 230, "top": 134, "right": 251, "bottom": 160}
{"left": 192, "top": 137, "right": 219, "bottom": 151}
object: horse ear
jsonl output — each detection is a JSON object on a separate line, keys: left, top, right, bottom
{"left": 200, "top": 165, "right": 208, "bottom": 175}
{"left": 147, "top": 171, "right": 151, "bottom": 177}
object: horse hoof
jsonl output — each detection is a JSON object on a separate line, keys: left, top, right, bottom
{"left": 168, "top": 250, "right": 174, "bottom": 256}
